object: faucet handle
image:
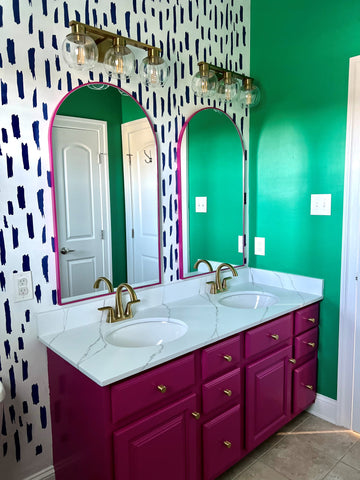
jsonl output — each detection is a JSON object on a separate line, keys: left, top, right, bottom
{"left": 98, "top": 306, "right": 116, "bottom": 323}
{"left": 124, "top": 299, "right": 141, "bottom": 318}
{"left": 206, "top": 281, "right": 218, "bottom": 295}
{"left": 222, "top": 277, "right": 233, "bottom": 290}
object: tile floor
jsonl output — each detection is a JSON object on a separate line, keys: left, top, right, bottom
{"left": 217, "top": 413, "right": 360, "bottom": 480}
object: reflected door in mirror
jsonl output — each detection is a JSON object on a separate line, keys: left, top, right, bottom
{"left": 52, "top": 116, "right": 111, "bottom": 299}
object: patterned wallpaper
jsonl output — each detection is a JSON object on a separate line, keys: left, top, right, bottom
{"left": 0, "top": 1, "right": 249, "bottom": 478}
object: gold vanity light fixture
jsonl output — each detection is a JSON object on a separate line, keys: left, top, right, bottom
{"left": 192, "top": 62, "right": 260, "bottom": 107}
{"left": 62, "top": 21, "right": 169, "bottom": 87}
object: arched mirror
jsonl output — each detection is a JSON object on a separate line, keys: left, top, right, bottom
{"left": 50, "top": 83, "right": 161, "bottom": 304}
{"left": 177, "top": 108, "right": 245, "bottom": 278}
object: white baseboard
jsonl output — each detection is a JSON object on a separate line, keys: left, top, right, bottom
{"left": 307, "top": 393, "right": 338, "bottom": 425}
{"left": 23, "top": 466, "right": 55, "bottom": 480}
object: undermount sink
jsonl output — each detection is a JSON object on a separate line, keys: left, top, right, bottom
{"left": 105, "top": 318, "right": 188, "bottom": 348}
{"left": 219, "top": 291, "right": 279, "bottom": 309}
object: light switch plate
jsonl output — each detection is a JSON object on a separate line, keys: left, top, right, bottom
{"left": 310, "top": 194, "right": 331, "bottom": 215}
{"left": 238, "top": 235, "right": 243, "bottom": 253}
{"left": 195, "top": 196, "right": 207, "bottom": 213}
{"left": 254, "top": 237, "right": 265, "bottom": 256}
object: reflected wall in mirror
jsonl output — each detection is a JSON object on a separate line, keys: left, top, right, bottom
{"left": 177, "top": 108, "right": 245, "bottom": 278}
{"left": 50, "top": 83, "right": 161, "bottom": 304}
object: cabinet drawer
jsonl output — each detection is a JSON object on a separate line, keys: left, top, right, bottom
{"left": 111, "top": 354, "right": 195, "bottom": 424}
{"left": 294, "top": 328, "right": 318, "bottom": 360}
{"left": 293, "top": 355, "right": 317, "bottom": 415}
{"left": 244, "top": 313, "right": 293, "bottom": 359}
{"left": 202, "top": 368, "right": 242, "bottom": 414}
{"left": 201, "top": 336, "right": 241, "bottom": 380}
{"left": 294, "top": 303, "right": 319, "bottom": 335}
{"left": 203, "top": 404, "right": 243, "bottom": 480}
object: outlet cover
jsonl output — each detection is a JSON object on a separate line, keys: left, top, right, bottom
{"left": 195, "top": 196, "right": 207, "bottom": 213}
{"left": 310, "top": 194, "right": 331, "bottom": 216}
{"left": 254, "top": 237, "right": 265, "bottom": 256}
{"left": 13, "top": 271, "right": 33, "bottom": 302}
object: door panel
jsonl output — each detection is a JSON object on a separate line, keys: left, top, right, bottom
{"left": 52, "top": 116, "right": 111, "bottom": 300}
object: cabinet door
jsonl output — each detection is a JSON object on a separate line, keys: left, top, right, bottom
{"left": 245, "top": 345, "right": 292, "bottom": 451}
{"left": 293, "top": 356, "right": 317, "bottom": 415}
{"left": 113, "top": 394, "right": 198, "bottom": 480}
{"left": 203, "top": 404, "right": 243, "bottom": 480}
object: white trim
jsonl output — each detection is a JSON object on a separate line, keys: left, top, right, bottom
{"left": 23, "top": 466, "right": 55, "bottom": 480}
{"left": 307, "top": 394, "right": 338, "bottom": 425}
{"left": 337, "top": 55, "right": 360, "bottom": 432}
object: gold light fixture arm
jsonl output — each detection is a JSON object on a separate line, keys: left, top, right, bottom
{"left": 69, "top": 21, "right": 162, "bottom": 62}
{"left": 197, "top": 61, "right": 254, "bottom": 85}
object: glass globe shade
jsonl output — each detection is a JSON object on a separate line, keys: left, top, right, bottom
{"left": 217, "top": 77, "right": 240, "bottom": 104}
{"left": 141, "top": 55, "right": 169, "bottom": 88}
{"left": 239, "top": 84, "right": 261, "bottom": 108}
{"left": 191, "top": 70, "right": 218, "bottom": 98}
{"left": 103, "top": 44, "right": 135, "bottom": 80}
{"left": 62, "top": 33, "right": 98, "bottom": 71}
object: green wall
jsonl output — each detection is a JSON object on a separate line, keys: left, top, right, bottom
{"left": 187, "top": 109, "right": 244, "bottom": 269}
{"left": 250, "top": 1, "right": 360, "bottom": 399}
{"left": 56, "top": 85, "right": 145, "bottom": 286}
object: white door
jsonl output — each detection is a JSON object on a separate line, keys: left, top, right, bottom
{"left": 122, "top": 118, "right": 159, "bottom": 285}
{"left": 338, "top": 55, "right": 360, "bottom": 432}
{"left": 52, "top": 116, "right": 112, "bottom": 301}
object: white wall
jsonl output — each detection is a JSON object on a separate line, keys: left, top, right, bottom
{"left": 0, "top": 1, "right": 249, "bottom": 478}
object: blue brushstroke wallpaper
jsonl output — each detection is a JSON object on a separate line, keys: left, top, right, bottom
{"left": 0, "top": 1, "right": 249, "bottom": 478}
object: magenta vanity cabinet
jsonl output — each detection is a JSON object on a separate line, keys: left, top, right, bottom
{"left": 47, "top": 302, "right": 320, "bottom": 480}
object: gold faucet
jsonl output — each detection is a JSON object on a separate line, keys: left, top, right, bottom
{"left": 207, "top": 263, "right": 238, "bottom": 294}
{"left": 93, "top": 276, "right": 114, "bottom": 293}
{"left": 193, "top": 259, "right": 213, "bottom": 272}
{"left": 98, "top": 283, "right": 140, "bottom": 323}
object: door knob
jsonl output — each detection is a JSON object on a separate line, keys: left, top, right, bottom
{"left": 60, "top": 247, "right": 75, "bottom": 255}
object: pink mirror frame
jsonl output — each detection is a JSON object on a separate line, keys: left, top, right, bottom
{"left": 48, "top": 82, "right": 162, "bottom": 305}
{"left": 177, "top": 107, "right": 246, "bottom": 279}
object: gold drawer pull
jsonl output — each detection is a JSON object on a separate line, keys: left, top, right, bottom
{"left": 308, "top": 318, "right": 316, "bottom": 324}
{"left": 191, "top": 411, "right": 201, "bottom": 420}
{"left": 223, "top": 440, "right": 232, "bottom": 449}
{"left": 305, "top": 384, "right": 314, "bottom": 390}
{"left": 270, "top": 334, "right": 279, "bottom": 340}
{"left": 223, "top": 389, "right": 232, "bottom": 397}
{"left": 157, "top": 384, "right": 167, "bottom": 393}
{"left": 223, "top": 355, "right": 232, "bottom": 362}
{"left": 289, "top": 358, "right": 296, "bottom": 364}
{"left": 307, "top": 342, "right": 316, "bottom": 348}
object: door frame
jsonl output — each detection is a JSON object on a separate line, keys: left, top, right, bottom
{"left": 337, "top": 55, "right": 360, "bottom": 431}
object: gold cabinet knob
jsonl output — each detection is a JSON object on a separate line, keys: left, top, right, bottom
{"left": 307, "top": 342, "right": 316, "bottom": 348}
{"left": 289, "top": 358, "right": 297, "bottom": 364}
{"left": 223, "top": 355, "right": 232, "bottom": 362}
{"left": 157, "top": 384, "right": 167, "bottom": 393}
{"left": 305, "top": 384, "right": 314, "bottom": 390}
{"left": 191, "top": 411, "right": 201, "bottom": 420}
{"left": 223, "top": 440, "right": 232, "bottom": 449}
{"left": 270, "top": 334, "right": 279, "bottom": 340}
{"left": 223, "top": 389, "right": 232, "bottom": 397}
{"left": 308, "top": 318, "right": 316, "bottom": 324}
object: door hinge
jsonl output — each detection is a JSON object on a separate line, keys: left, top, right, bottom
{"left": 356, "top": 275, "right": 359, "bottom": 281}
{"left": 127, "top": 153, "right": 133, "bottom": 165}
{"left": 100, "top": 229, "right": 104, "bottom": 240}
{"left": 244, "top": 192, "right": 247, "bottom": 205}
{"left": 98, "top": 153, "right": 106, "bottom": 165}
{"left": 243, "top": 234, "right": 247, "bottom": 247}
{"left": 132, "top": 228, "right": 134, "bottom": 238}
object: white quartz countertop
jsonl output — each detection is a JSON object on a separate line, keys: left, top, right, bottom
{"left": 37, "top": 268, "right": 323, "bottom": 386}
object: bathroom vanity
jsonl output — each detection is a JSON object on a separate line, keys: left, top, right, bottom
{"left": 38, "top": 269, "right": 322, "bottom": 480}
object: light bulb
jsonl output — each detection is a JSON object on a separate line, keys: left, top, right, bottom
{"left": 217, "top": 72, "right": 240, "bottom": 104}
{"left": 239, "top": 79, "right": 261, "bottom": 108}
{"left": 62, "top": 31, "right": 98, "bottom": 71}
{"left": 141, "top": 49, "right": 169, "bottom": 88}
{"left": 103, "top": 38, "right": 135, "bottom": 80}
{"left": 191, "top": 64, "right": 218, "bottom": 98}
